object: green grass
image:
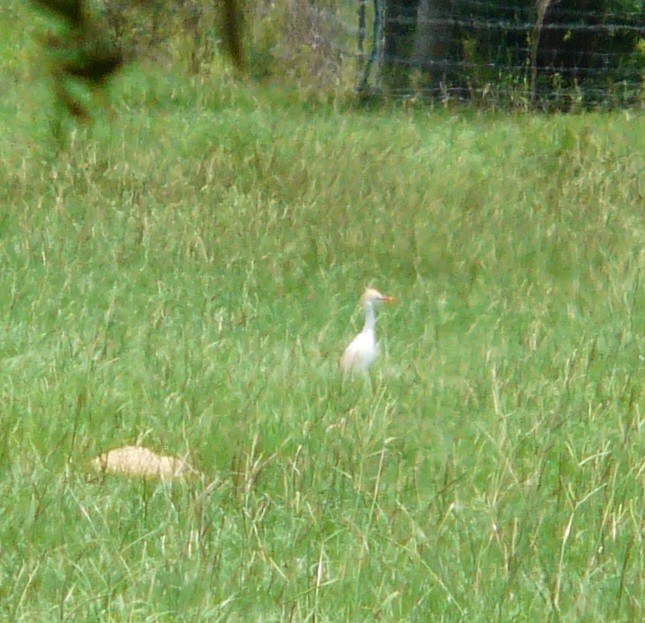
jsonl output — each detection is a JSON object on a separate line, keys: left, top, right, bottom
{"left": 1, "top": 5, "right": 644, "bottom": 621}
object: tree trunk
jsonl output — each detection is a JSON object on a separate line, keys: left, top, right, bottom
{"left": 411, "top": 0, "right": 454, "bottom": 94}
{"left": 382, "top": 0, "right": 421, "bottom": 93}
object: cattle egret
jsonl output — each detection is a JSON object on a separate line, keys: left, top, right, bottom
{"left": 341, "top": 288, "right": 395, "bottom": 373}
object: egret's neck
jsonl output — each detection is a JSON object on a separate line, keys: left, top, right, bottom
{"left": 362, "top": 302, "right": 376, "bottom": 334}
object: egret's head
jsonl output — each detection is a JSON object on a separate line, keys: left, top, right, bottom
{"left": 361, "top": 288, "right": 395, "bottom": 308}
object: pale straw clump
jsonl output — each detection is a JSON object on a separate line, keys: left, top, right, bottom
{"left": 90, "top": 445, "right": 202, "bottom": 481}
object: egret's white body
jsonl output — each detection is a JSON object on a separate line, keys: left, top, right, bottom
{"left": 341, "top": 288, "right": 394, "bottom": 373}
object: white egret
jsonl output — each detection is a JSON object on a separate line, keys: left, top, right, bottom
{"left": 341, "top": 288, "right": 395, "bottom": 373}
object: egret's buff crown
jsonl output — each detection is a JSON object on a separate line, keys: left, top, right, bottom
{"left": 360, "top": 288, "right": 395, "bottom": 307}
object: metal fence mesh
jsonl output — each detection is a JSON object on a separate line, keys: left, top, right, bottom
{"left": 98, "top": 0, "right": 644, "bottom": 109}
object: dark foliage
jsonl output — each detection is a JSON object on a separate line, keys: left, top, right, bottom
{"left": 31, "top": 0, "right": 85, "bottom": 28}
{"left": 30, "top": 0, "right": 245, "bottom": 123}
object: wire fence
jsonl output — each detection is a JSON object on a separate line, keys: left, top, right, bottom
{"left": 246, "top": 0, "right": 644, "bottom": 109}
{"left": 98, "top": 0, "right": 644, "bottom": 109}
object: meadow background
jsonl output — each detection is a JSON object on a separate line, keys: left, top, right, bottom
{"left": 0, "top": 1, "right": 643, "bottom": 621}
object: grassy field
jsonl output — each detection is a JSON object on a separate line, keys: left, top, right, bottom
{"left": 1, "top": 5, "right": 644, "bottom": 621}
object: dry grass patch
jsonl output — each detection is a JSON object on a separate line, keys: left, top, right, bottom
{"left": 90, "top": 445, "right": 202, "bottom": 481}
